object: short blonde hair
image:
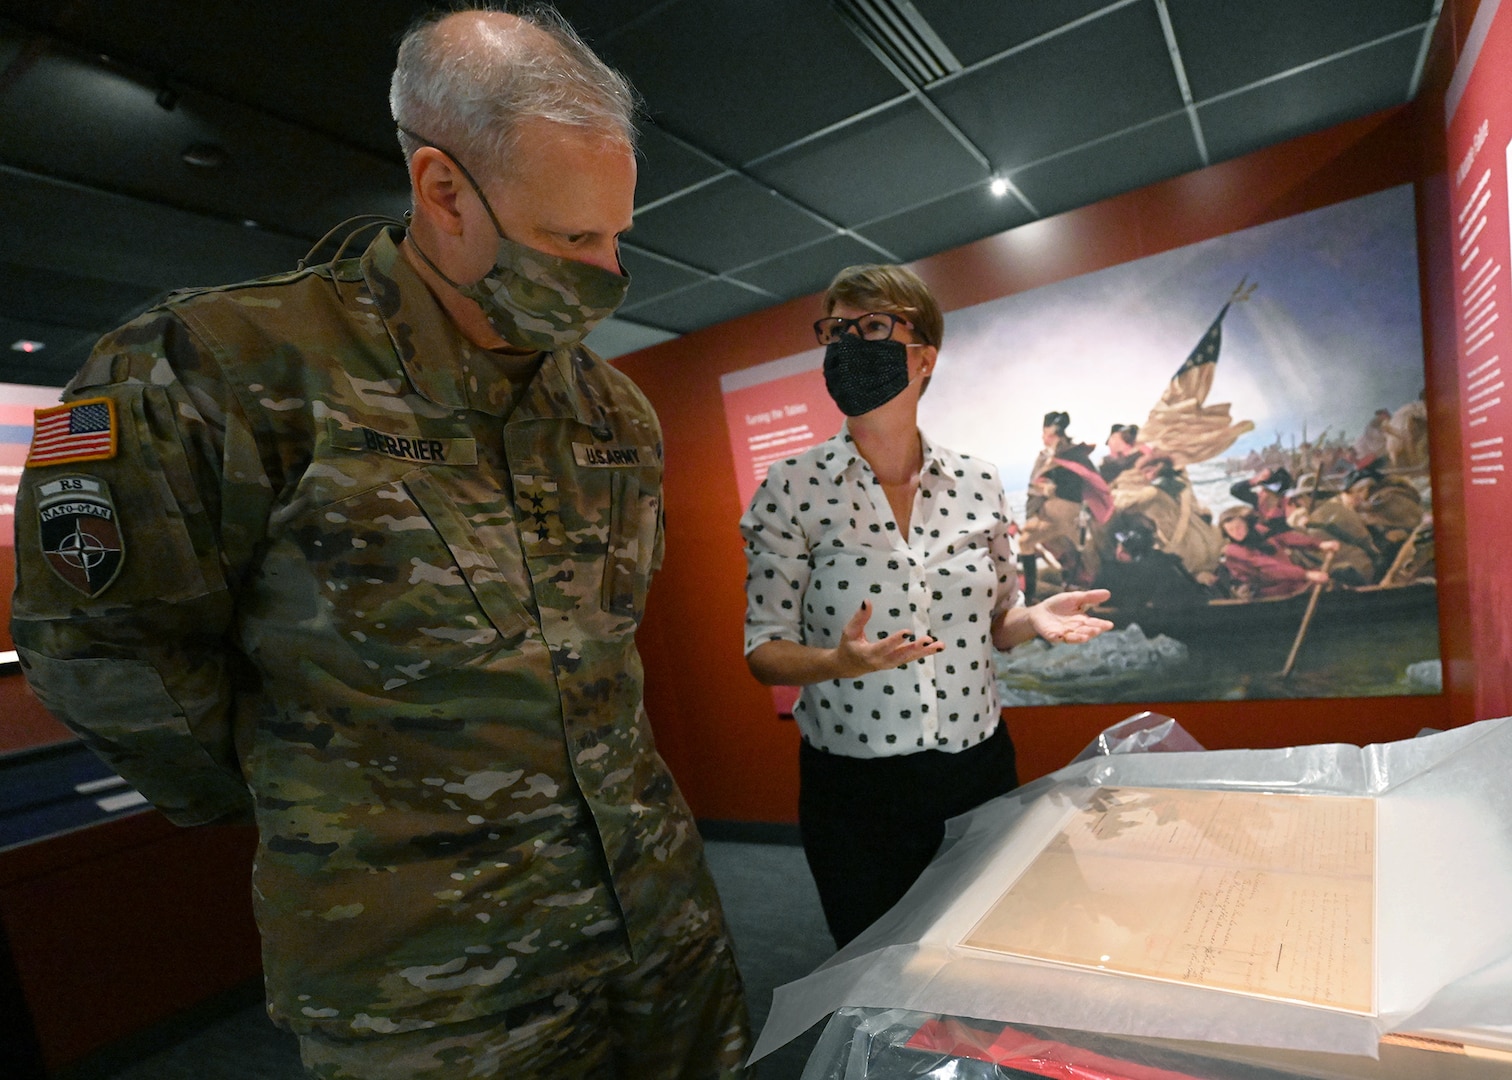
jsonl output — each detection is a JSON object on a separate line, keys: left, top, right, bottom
{"left": 822, "top": 264, "right": 944, "bottom": 348}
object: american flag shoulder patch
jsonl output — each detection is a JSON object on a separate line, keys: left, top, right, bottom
{"left": 27, "top": 397, "right": 118, "bottom": 467}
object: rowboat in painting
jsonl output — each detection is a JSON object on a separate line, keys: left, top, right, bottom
{"left": 1092, "top": 579, "right": 1439, "bottom": 645}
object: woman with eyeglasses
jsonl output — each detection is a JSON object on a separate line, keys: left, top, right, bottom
{"left": 738, "top": 263, "right": 1113, "bottom": 948}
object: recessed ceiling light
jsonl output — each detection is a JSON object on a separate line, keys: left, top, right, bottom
{"left": 989, "top": 177, "right": 1010, "bottom": 198}
{"left": 10, "top": 340, "right": 45, "bottom": 353}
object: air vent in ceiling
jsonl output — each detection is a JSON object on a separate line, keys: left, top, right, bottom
{"left": 833, "top": 0, "right": 963, "bottom": 86}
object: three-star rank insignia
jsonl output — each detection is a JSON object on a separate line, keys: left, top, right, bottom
{"left": 35, "top": 474, "right": 125, "bottom": 597}
{"left": 514, "top": 474, "right": 564, "bottom": 547}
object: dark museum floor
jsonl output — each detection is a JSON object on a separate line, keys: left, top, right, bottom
{"left": 70, "top": 837, "right": 833, "bottom": 1080}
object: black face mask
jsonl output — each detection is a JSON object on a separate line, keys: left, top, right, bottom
{"left": 823, "top": 335, "right": 911, "bottom": 416}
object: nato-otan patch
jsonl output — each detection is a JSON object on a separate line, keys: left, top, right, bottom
{"left": 35, "top": 474, "right": 124, "bottom": 597}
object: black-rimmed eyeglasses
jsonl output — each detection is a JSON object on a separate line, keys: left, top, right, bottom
{"left": 813, "top": 311, "right": 912, "bottom": 345}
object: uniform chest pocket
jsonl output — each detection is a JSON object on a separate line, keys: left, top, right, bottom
{"left": 603, "top": 469, "right": 659, "bottom": 619}
{"left": 514, "top": 466, "right": 659, "bottom": 622}
{"left": 299, "top": 471, "right": 533, "bottom": 691}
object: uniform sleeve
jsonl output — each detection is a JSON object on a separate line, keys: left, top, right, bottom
{"left": 738, "top": 466, "right": 811, "bottom": 656}
{"left": 988, "top": 470, "right": 1023, "bottom": 618}
{"left": 10, "top": 310, "right": 272, "bottom": 826}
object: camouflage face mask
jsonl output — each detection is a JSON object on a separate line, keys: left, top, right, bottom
{"left": 404, "top": 129, "right": 631, "bottom": 352}
{"left": 458, "top": 226, "right": 629, "bottom": 353}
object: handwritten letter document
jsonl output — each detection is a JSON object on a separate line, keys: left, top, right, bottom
{"left": 962, "top": 787, "right": 1375, "bottom": 1013}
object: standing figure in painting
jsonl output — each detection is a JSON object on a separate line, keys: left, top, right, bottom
{"left": 1099, "top": 423, "right": 1144, "bottom": 484}
{"left": 1385, "top": 392, "right": 1430, "bottom": 471}
{"left": 1217, "top": 505, "right": 1341, "bottom": 600}
{"left": 1026, "top": 411, "right": 1100, "bottom": 518}
{"left": 740, "top": 264, "right": 1112, "bottom": 948}
{"left": 1353, "top": 408, "right": 1394, "bottom": 469}
{"left": 1021, "top": 464, "right": 1096, "bottom": 590}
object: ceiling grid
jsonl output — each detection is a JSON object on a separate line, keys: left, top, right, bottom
{"left": 0, "top": 0, "right": 1446, "bottom": 381}
{"left": 1152, "top": 0, "right": 1210, "bottom": 166}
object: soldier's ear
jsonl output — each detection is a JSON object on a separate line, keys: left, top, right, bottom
{"left": 410, "top": 147, "right": 468, "bottom": 236}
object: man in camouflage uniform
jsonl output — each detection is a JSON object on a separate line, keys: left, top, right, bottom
{"left": 10, "top": 8, "right": 749, "bottom": 1078}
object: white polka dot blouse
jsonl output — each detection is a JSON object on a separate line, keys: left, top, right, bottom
{"left": 741, "top": 427, "right": 1022, "bottom": 758}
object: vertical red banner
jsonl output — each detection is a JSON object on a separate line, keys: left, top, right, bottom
{"left": 1446, "top": 0, "right": 1512, "bottom": 718}
{"left": 721, "top": 350, "right": 846, "bottom": 716}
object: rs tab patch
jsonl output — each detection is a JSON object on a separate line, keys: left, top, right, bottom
{"left": 36, "top": 475, "right": 125, "bottom": 597}
{"left": 27, "top": 397, "right": 117, "bottom": 466}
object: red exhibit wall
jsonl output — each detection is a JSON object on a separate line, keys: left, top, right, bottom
{"left": 1441, "top": 0, "right": 1512, "bottom": 720}
{"left": 619, "top": 11, "right": 1483, "bottom": 824}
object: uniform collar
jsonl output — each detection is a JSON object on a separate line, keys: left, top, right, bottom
{"left": 360, "top": 228, "right": 609, "bottom": 428}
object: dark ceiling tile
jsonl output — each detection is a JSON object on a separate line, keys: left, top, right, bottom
{"left": 0, "top": 261, "right": 161, "bottom": 328}
{"left": 1012, "top": 113, "right": 1203, "bottom": 219}
{"left": 910, "top": 0, "right": 1124, "bottom": 68}
{"left": 854, "top": 184, "right": 1036, "bottom": 264}
{"left": 635, "top": 122, "right": 727, "bottom": 207}
{"left": 0, "top": 51, "right": 411, "bottom": 240}
{"left": 3, "top": 168, "right": 311, "bottom": 290}
{"left": 620, "top": 244, "right": 709, "bottom": 306}
{"left": 1167, "top": 0, "right": 1436, "bottom": 101}
{"left": 629, "top": 174, "right": 836, "bottom": 272}
{"left": 730, "top": 234, "right": 898, "bottom": 299}
{"left": 597, "top": 0, "right": 904, "bottom": 164}
{"left": 5, "top": 0, "right": 412, "bottom": 158}
{"left": 548, "top": 1, "right": 681, "bottom": 47}
{"left": 929, "top": 1, "right": 1182, "bottom": 171}
{"left": 618, "top": 278, "right": 775, "bottom": 335}
{"left": 1198, "top": 34, "right": 1423, "bottom": 165}
{"left": 747, "top": 100, "right": 987, "bottom": 226}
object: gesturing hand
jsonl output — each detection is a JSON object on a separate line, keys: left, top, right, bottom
{"left": 833, "top": 600, "right": 945, "bottom": 678}
{"left": 1027, "top": 589, "right": 1115, "bottom": 644}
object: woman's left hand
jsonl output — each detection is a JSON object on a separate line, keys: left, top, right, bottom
{"left": 1027, "top": 589, "right": 1114, "bottom": 644}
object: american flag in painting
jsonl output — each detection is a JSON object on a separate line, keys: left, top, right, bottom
{"left": 27, "top": 398, "right": 116, "bottom": 466}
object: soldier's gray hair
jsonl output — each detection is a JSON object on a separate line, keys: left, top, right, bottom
{"left": 390, "top": 4, "right": 637, "bottom": 179}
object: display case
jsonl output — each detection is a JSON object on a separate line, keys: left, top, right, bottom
{"left": 0, "top": 681, "right": 262, "bottom": 1077}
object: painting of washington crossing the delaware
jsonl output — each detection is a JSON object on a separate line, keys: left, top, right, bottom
{"left": 917, "top": 183, "right": 1438, "bottom": 704}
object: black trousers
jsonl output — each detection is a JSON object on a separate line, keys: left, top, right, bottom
{"left": 798, "top": 724, "right": 1019, "bottom": 948}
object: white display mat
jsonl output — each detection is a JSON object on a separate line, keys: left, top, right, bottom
{"left": 753, "top": 717, "right": 1512, "bottom": 1062}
